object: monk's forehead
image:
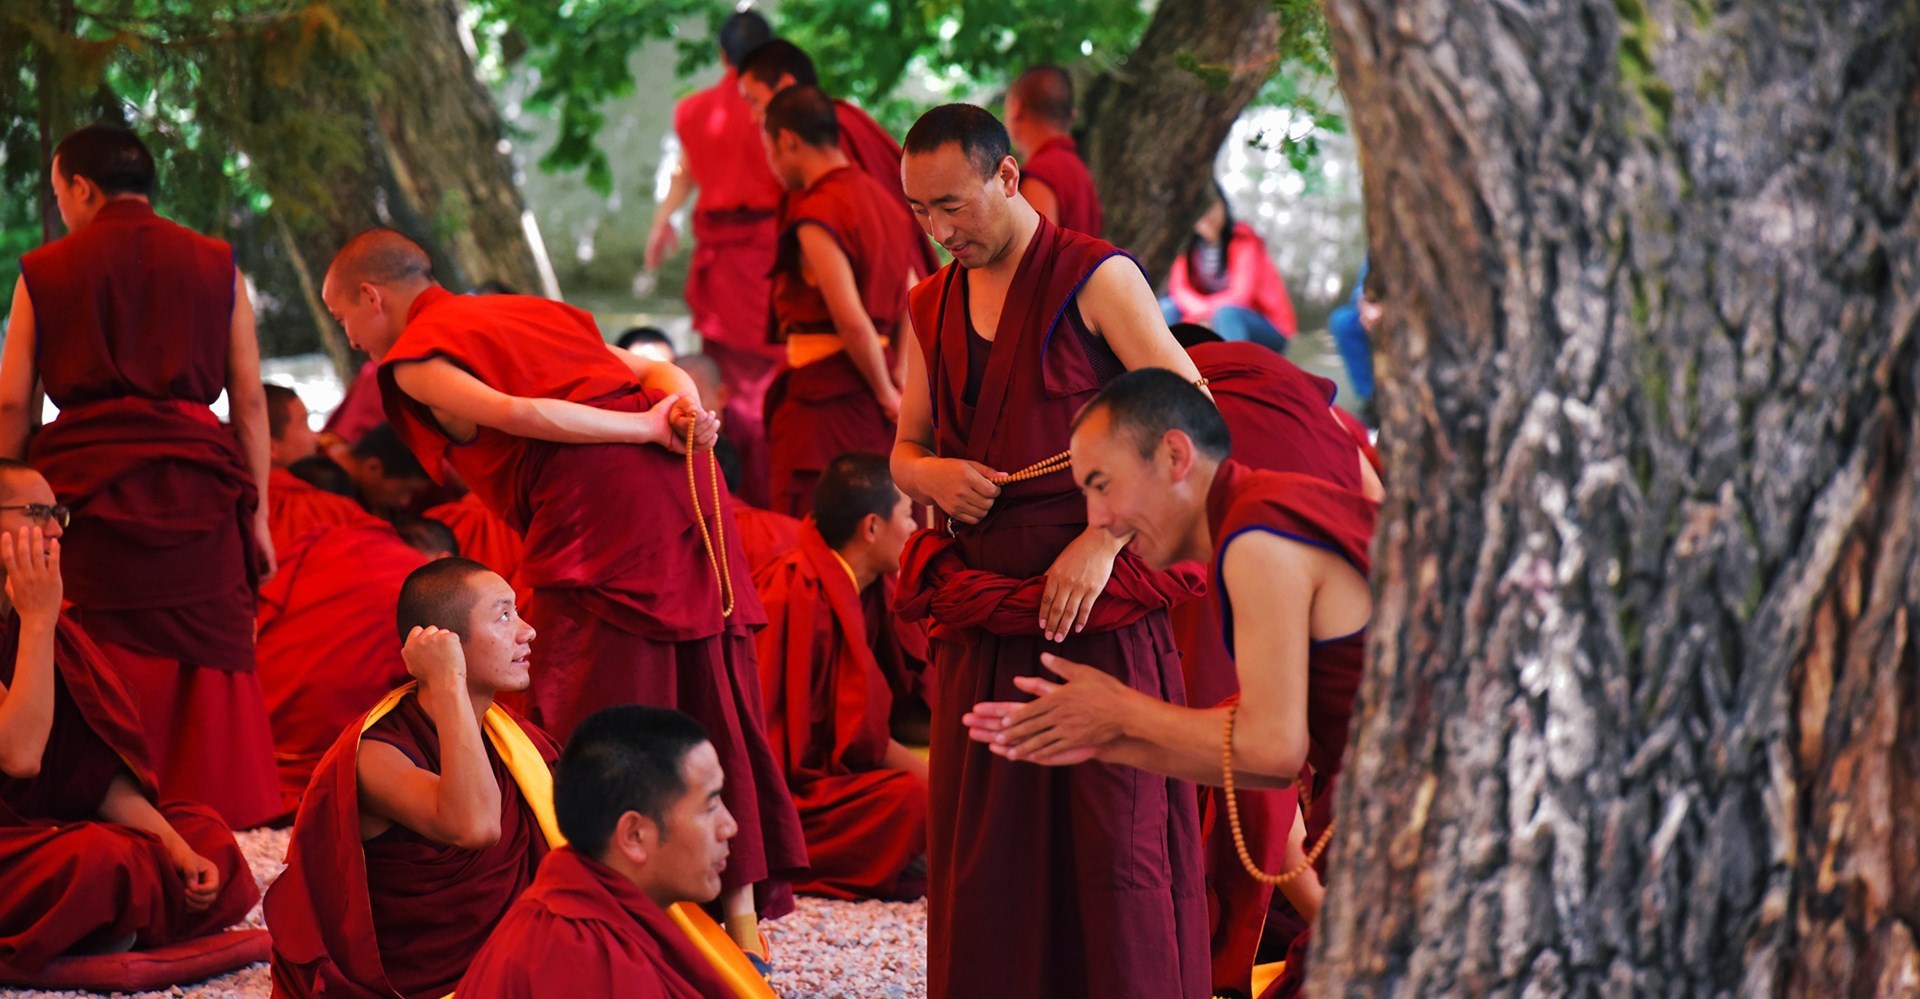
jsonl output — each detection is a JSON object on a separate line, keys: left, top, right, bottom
{"left": 0, "top": 467, "right": 52, "bottom": 503}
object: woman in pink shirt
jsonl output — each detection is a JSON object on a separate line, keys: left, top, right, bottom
{"left": 1160, "top": 181, "right": 1297, "bottom": 352}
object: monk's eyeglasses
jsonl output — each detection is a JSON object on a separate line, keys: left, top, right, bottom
{"left": 0, "top": 504, "right": 70, "bottom": 528}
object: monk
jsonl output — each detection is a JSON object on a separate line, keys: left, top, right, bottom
{"left": 392, "top": 514, "right": 460, "bottom": 560}
{"left": 328, "top": 423, "right": 434, "bottom": 518}
{"left": 266, "top": 384, "right": 318, "bottom": 469}
{"left": 966, "top": 369, "right": 1377, "bottom": 999}
{"left": 678, "top": 351, "right": 770, "bottom": 509}
{"left": 649, "top": 10, "right": 786, "bottom": 424}
{"left": 0, "top": 124, "right": 279, "bottom": 829}
{"left": 1005, "top": 66, "right": 1103, "bottom": 236}
{"left": 893, "top": 103, "right": 1209, "bottom": 998}
{"left": 264, "top": 387, "right": 370, "bottom": 554}
{"left": 266, "top": 558, "right": 554, "bottom": 998}
{"left": 0, "top": 461, "right": 257, "bottom": 976}
{"left": 321, "top": 229, "right": 805, "bottom": 959}
{"left": 423, "top": 491, "right": 525, "bottom": 583}
{"left": 760, "top": 86, "right": 918, "bottom": 516}
{"left": 322, "top": 362, "right": 385, "bottom": 447}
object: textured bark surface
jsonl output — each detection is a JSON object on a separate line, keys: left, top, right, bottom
{"left": 1315, "top": 0, "right": 1920, "bottom": 995}
{"left": 1081, "top": 0, "right": 1278, "bottom": 278}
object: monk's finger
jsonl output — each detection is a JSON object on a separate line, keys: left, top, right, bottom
{"left": 0, "top": 530, "right": 16, "bottom": 573}
{"left": 1010, "top": 676, "right": 1059, "bottom": 698}
{"left": 26, "top": 527, "right": 44, "bottom": 573}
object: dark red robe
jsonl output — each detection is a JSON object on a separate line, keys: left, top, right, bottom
{"left": 255, "top": 521, "right": 425, "bottom": 811}
{"left": 1021, "top": 135, "right": 1103, "bottom": 237}
{"left": 265, "top": 687, "right": 557, "bottom": 999}
{"left": 423, "top": 491, "right": 526, "bottom": 585}
{"left": 765, "top": 166, "right": 915, "bottom": 516}
{"left": 902, "top": 216, "right": 1208, "bottom": 998}
{"left": 379, "top": 286, "right": 806, "bottom": 910}
{"left": 0, "top": 611, "right": 257, "bottom": 975}
{"left": 19, "top": 198, "right": 278, "bottom": 830}
{"left": 753, "top": 521, "right": 925, "bottom": 900}
{"left": 322, "top": 362, "right": 386, "bottom": 445}
{"left": 267, "top": 465, "right": 372, "bottom": 556}
{"left": 729, "top": 497, "right": 801, "bottom": 574}
{"left": 833, "top": 99, "right": 939, "bottom": 277}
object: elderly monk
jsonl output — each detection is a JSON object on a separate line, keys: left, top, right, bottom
{"left": 266, "top": 559, "right": 555, "bottom": 998}
{"left": 966, "top": 369, "right": 1377, "bottom": 999}
{"left": 1004, "top": 66, "right": 1102, "bottom": 237}
{"left": 893, "top": 103, "right": 1210, "bottom": 999}
{"left": 320, "top": 229, "right": 805, "bottom": 959}
{"left": 0, "top": 124, "right": 279, "bottom": 829}
{"left": 0, "top": 461, "right": 257, "bottom": 976}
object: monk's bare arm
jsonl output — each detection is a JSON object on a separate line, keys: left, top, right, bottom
{"left": 97, "top": 772, "right": 219, "bottom": 910}
{"left": 1021, "top": 178, "right": 1061, "bottom": 226}
{"left": 797, "top": 224, "right": 900, "bottom": 417}
{"left": 0, "top": 278, "right": 40, "bottom": 460}
{"left": 0, "top": 527, "right": 59, "bottom": 778}
{"left": 391, "top": 357, "right": 698, "bottom": 450}
{"left": 358, "top": 627, "right": 503, "bottom": 849}
{"left": 645, "top": 158, "right": 694, "bottom": 272}
{"left": 226, "top": 270, "right": 275, "bottom": 580}
{"left": 1079, "top": 257, "right": 1210, "bottom": 395}
{"left": 889, "top": 324, "right": 1000, "bottom": 522}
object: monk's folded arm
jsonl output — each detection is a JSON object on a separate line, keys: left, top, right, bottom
{"left": 0, "top": 608, "right": 56, "bottom": 778}
{"left": 392, "top": 357, "right": 667, "bottom": 448}
{"left": 797, "top": 223, "right": 896, "bottom": 400}
{"left": 0, "top": 277, "right": 40, "bottom": 460}
{"left": 356, "top": 687, "right": 503, "bottom": 849}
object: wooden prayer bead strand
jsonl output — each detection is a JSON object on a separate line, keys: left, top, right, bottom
{"left": 990, "top": 450, "right": 1072, "bottom": 486}
{"left": 1221, "top": 701, "right": 1337, "bottom": 886}
{"left": 686, "top": 413, "right": 736, "bottom": 618}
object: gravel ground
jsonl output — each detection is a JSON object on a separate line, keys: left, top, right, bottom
{"left": 1, "top": 828, "right": 927, "bottom": 999}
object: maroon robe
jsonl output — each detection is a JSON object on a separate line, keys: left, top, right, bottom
{"left": 753, "top": 521, "right": 926, "bottom": 900}
{"left": 833, "top": 99, "right": 940, "bottom": 277}
{"left": 423, "top": 492, "right": 526, "bottom": 585}
{"left": 19, "top": 198, "right": 278, "bottom": 829}
{"left": 458, "top": 847, "right": 736, "bottom": 997}
{"left": 902, "top": 216, "right": 1208, "bottom": 998}
{"left": 1021, "top": 135, "right": 1103, "bottom": 237}
{"left": 379, "top": 287, "right": 806, "bottom": 910}
{"left": 0, "top": 611, "right": 257, "bottom": 975}
{"left": 323, "top": 362, "right": 386, "bottom": 444}
{"left": 265, "top": 690, "right": 556, "bottom": 999}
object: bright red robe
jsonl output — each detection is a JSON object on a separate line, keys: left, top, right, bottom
{"left": 20, "top": 198, "right": 278, "bottom": 830}
{"left": 902, "top": 216, "right": 1208, "bottom": 998}
{"left": 1021, "top": 135, "right": 1103, "bottom": 237}
{"left": 423, "top": 491, "right": 526, "bottom": 584}
{"left": 0, "top": 611, "right": 257, "bottom": 975}
{"left": 752, "top": 521, "right": 926, "bottom": 900}
{"left": 255, "top": 521, "right": 425, "bottom": 811}
{"left": 266, "top": 466, "right": 371, "bottom": 556}
{"left": 729, "top": 497, "right": 801, "bottom": 574}
{"left": 380, "top": 286, "right": 806, "bottom": 910}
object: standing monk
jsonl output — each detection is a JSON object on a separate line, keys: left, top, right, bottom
{"left": 893, "top": 103, "right": 1209, "bottom": 999}
{"left": 0, "top": 124, "right": 280, "bottom": 830}
{"left": 760, "top": 86, "right": 917, "bottom": 516}
{"left": 1005, "top": 66, "right": 1103, "bottom": 237}
{"left": 320, "top": 229, "right": 805, "bottom": 960}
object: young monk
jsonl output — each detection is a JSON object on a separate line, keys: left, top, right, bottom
{"left": 966, "top": 369, "right": 1378, "bottom": 999}
{"left": 327, "top": 423, "right": 434, "bottom": 518}
{"left": 0, "top": 461, "right": 257, "bottom": 976}
{"left": 265, "top": 558, "right": 553, "bottom": 998}
{"left": 1004, "top": 66, "right": 1102, "bottom": 236}
{"left": 893, "top": 103, "right": 1210, "bottom": 999}
{"left": 265, "top": 384, "right": 319, "bottom": 469}
{"left": 752, "top": 453, "right": 926, "bottom": 900}
{"left": 320, "top": 229, "right": 805, "bottom": 959}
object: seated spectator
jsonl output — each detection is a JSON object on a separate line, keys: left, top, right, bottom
{"left": 1161, "top": 181, "right": 1296, "bottom": 353}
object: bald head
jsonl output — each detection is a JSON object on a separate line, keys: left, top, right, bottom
{"left": 328, "top": 229, "right": 433, "bottom": 290}
{"left": 1009, "top": 66, "right": 1074, "bottom": 128}
{"left": 322, "top": 229, "right": 437, "bottom": 358}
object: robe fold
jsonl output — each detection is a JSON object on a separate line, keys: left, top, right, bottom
{"left": 902, "top": 216, "right": 1208, "bottom": 998}
{"left": 1020, "top": 136, "right": 1103, "bottom": 237}
{"left": 729, "top": 497, "right": 801, "bottom": 574}
{"left": 255, "top": 522, "right": 425, "bottom": 811}
{"left": 20, "top": 198, "right": 278, "bottom": 830}
{"left": 0, "top": 612, "right": 257, "bottom": 975}
{"left": 379, "top": 287, "right": 806, "bottom": 910}
{"left": 753, "top": 521, "right": 926, "bottom": 900}
{"left": 265, "top": 685, "right": 557, "bottom": 999}
{"left": 423, "top": 492, "right": 526, "bottom": 584}
{"left": 267, "top": 466, "right": 373, "bottom": 555}
{"left": 832, "top": 99, "right": 940, "bottom": 277}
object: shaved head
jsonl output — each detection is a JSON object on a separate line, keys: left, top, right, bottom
{"left": 1009, "top": 66, "right": 1074, "bottom": 127}
{"left": 328, "top": 228, "right": 433, "bottom": 290}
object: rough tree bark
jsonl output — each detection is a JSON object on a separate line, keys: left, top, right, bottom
{"left": 1312, "top": 0, "right": 1920, "bottom": 995}
{"left": 1081, "top": 0, "right": 1278, "bottom": 278}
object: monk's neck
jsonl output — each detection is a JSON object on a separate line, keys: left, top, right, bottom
{"left": 1182, "top": 459, "right": 1224, "bottom": 563}
{"left": 978, "top": 202, "right": 1041, "bottom": 282}
{"left": 833, "top": 544, "right": 880, "bottom": 593}
{"left": 1016, "top": 126, "right": 1068, "bottom": 160}
{"left": 798, "top": 151, "right": 851, "bottom": 190}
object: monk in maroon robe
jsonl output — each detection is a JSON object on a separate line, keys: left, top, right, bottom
{"left": 894, "top": 105, "right": 1210, "bottom": 999}
{"left": 968, "top": 370, "right": 1378, "bottom": 999}
{"left": 0, "top": 466, "right": 256, "bottom": 977}
{"left": 1005, "top": 66, "right": 1103, "bottom": 236}
{"left": 320, "top": 229, "right": 805, "bottom": 958}
{"left": 321, "top": 362, "right": 386, "bottom": 447}
{"left": 1, "top": 125, "right": 279, "bottom": 830}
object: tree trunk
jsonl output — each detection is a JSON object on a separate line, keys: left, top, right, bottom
{"left": 1081, "top": 0, "right": 1279, "bottom": 279}
{"left": 1313, "top": 0, "right": 1920, "bottom": 995}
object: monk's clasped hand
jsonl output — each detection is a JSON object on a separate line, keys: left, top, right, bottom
{"left": 169, "top": 844, "right": 220, "bottom": 913}
{"left": 1, "top": 526, "right": 61, "bottom": 622}
{"left": 402, "top": 625, "right": 467, "bottom": 689}
{"left": 922, "top": 457, "right": 1001, "bottom": 525}
{"left": 962, "top": 654, "right": 1129, "bottom": 766}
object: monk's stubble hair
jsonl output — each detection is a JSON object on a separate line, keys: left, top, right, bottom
{"left": 1009, "top": 65, "right": 1075, "bottom": 127}
{"left": 394, "top": 557, "right": 495, "bottom": 644}
{"left": 54, "top": 124, "right": 156, "bottom": 196}
{"left": 556, "top": 705, "right": 713, "bottom": 857}
{"left": 1072, "top": 368, "right": 1232, "bottom": 462}
{"left": 738, "top": 38, "right": 817, "bottom": 88}
{"left": 812, "top": 452, "right": 901, "bottom": 548}
{"left": 763, "top": 85, "right": 840, "bottom": 150}
{"left": 903, "top": 104, "right": 1011, "bottom": 181}
{"left": 329, "top": 228, "right": 433, "bottom": 293}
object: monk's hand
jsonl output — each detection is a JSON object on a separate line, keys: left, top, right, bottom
{"left": 673, "top": 399, "right": 722, "bottom": 453}
{"left": 252, "top": 508, "right": 277, "bottom": 583}
{"left": 962, "top": 654, "right": 1129, "bottom": 765}
{"left": 1, "top": 526, "right": 60, "bottom": 624}
{"left": 921, "top": 458, "right": 1001, "bottom": 525}
{"left": 169, "top": 844, "right": 220, "bottom": 912}
{"left": 402, "top": 625, "right": 467, "bottom": 690}
{"left": 875, "top": 383, "right": 903, "bottom": 423}
{"left": 1038, "top": 526, "right": 1122, "bottom": 642}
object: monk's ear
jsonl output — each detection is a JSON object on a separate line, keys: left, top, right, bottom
{"left": 1163, "top": 429, "right": 1196, "bottom": 481}
{"left": 860, "top": 511, "right": 884, "bottom": 543}
{"left": 613, "top": 810, "right": 656, "bottom": 866}
{"left": 996, "top": 156, "right": 1019, "bottom": 196}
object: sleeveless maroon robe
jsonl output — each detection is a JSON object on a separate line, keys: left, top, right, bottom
{"left": 1021, "top": 136, "right": 1103, "bottom": 237}
{"left": 0, "top": 611, "right": 256, "bottom": 975}
{"left": 752, "top": 521, "right": 926, "bottom": 900}
{"left": 379, "top": 287, "right": 806, "bottom": 909}
{"left": 832, "top": 99, "right": 940, "bottom": 277}
{"left": 265, "top": 691, "right": 555, "bottom": 999}
{"left": 902, "top": 217, "right": 1208, "bottom": 998}
{"left": 458, "top": 846, "right": 736, "bottom": 997}
{"left": 18, "top": 199, "right": 278, "bottom": 829}
{"left": 765, "top": 165, "right": 915, "bottom": 516}
{"left": 423, "top": 491, "right": 526, "bottom": 585}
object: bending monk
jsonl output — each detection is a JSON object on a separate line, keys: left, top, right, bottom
{"left": 265, "top": 558, "right": 554, "bottom": 998}
{"left": 0, "top": 462, "right": 256, "bottom": 976}
{"left": 1004, "top": 66, "right": 1102, "bottom": 236}
{"left": 894, "top": 103, "right": 1209, "bottom": 998}
{"left": 320, "top": 229, "right": 805, "bottom": 957}
{"left": 0, "top": 124, "right": 279, "bottom": 829}
{"left": 966, "top": 369, "right": 1377, "bottom": 999}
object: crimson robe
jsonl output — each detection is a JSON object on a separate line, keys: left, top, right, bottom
{"left": 322, "top": 362, "right": 386, "bottom": 444}
{"left": 379, "top": 286, "right": 806, "bottom": 910}
{"left": 0, "top": 611, "right": 257, "bottom": 975}
{"left": 255, "top": 521, "right": 425, "bottom": 811}
{"left": 753, "top": 521, "right": 926, "bottom": 900}
{"left": 729, "top": 497, "right": 801, "bottom": 574}
{"left": 833, "top": 99, "right": 940, "bottom": 277}
{"left": 265, "top": 687, "right": 557, "bottom": 999}
{"left": 1021, "top": 136, "right": 1103, "bottom": 237}
{"left": 902, "top": 216, "right": 1208, "bottom": 998}
{"left": 267, "top": 465, "right": 372, "bottom": 555}
{"left": 19, "top": 198, "right": 278, "bottom": 830}
{"left": 423, "top": 492, "right": 526, "bottom": 584}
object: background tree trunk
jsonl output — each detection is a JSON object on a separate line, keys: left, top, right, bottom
{"left": 1081, "top": 0, "right": 1279, "bottom": 279}
{"left": 1313, "top": 0, "right": 1920, "bottom": 994}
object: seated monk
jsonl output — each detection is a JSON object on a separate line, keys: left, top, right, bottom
{"left": 752, "top": 454, "right": 927, "bottom": 900}
{"left": 265, "top": 558, "right": 557, "bottom": 999}
{"left": 0, "top": 462, "right": 256, "bottom": 975}
{"left": 326, "top": 423, "right": 435, "bottom": 519}
{"left": 265, "top": 397, "right": 369, "bottom": 554}
{"left": 265, "top": 384, "right": 318, "bottom": 469}
{"left": 966, "top": 370, "right": 1377, "bottom": 998}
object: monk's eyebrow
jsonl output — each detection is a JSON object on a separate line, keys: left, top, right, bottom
{"left": 1081, "top": 471, "right": 1104, "bottom": 489}
{"left": 493, "top": 598, "right": 513, "bottom": 610}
